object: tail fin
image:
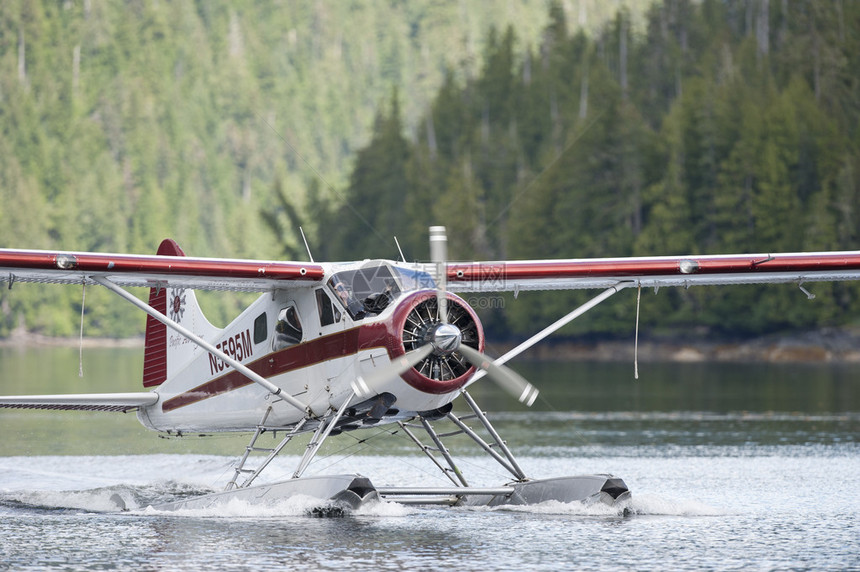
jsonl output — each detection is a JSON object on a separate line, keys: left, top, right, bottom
{"left": 142, "top": 239, "right": 218, "bottom": 387}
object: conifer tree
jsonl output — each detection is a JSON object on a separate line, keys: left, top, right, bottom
{"left": 329, "top": 90, "right": 411, "bottom": 261}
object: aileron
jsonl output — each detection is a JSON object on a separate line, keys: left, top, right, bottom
{"left": 0, "top": 392, "right": 159, "bottom": 413}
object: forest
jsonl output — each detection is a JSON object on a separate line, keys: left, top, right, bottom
{"left": 1, "top": 0, "right": 859, "bottom": 341}
{"left": 318, "top": 0, "right": 860, "bottom": 339}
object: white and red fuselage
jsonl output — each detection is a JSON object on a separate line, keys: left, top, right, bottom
{"left": 138, "top": 259, "right": 483, "bottom": 433}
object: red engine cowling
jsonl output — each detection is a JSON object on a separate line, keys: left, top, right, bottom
{"left": 386, "top": 290, "right": 485, "bottom": 395}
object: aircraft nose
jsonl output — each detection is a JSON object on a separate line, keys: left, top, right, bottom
{"left": 431, "top": 323, "right": 461, "bottom": 354}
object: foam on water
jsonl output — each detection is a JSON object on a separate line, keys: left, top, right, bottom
{"left": 458, "top": 492, "right": 724, "bottom": 518}
{"left": 0, "top": 480, "right": 218, "bottom": 514}
{"left": 355, "top": 498, "right": 416, "bottom": 517}
{"left": 138, "top": 493, "right": 415, "bottom": 519}
{"left": 469, "top": 499, "right": 626, "bottom": 517}
{"left": 623, "top": 492, "right": 726, "bottom": 516}
{"left": 141, "top": 494, "right": 342, "bottom": 518}
{"left": 1, "top": 487, "right": 129, "bottom": 513}
{"left": 0, "top": 451, "right": 844, "bottom": 518}
{"left": 2, "top": 480, "right": 725, "bottom": 520}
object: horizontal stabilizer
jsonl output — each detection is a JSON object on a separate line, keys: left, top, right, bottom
{"left": 0, "top": 392, "right": 158, "bottom": 413}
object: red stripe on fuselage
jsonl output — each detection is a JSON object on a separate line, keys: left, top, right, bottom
{"left": 160, "top": 322, "right": 394, "bottom": 412}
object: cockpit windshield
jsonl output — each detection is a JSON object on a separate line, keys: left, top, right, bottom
{"left": 328, "top": 263, "right": 435, "bottom": 320}
{"left": 392, "top": 266, "right": 436, "bottom": 291}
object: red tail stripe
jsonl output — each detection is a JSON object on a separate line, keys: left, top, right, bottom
{"left": 142, "top": 239, "right": 184, "bottom": 388}
{"left": 142, "top": 287, "right": 168, "bottom": 387}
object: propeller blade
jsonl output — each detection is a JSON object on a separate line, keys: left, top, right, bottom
{"left": 457, "top": 345, "right": 539, "bottom": 406}
{"left": 429, "top": 226, "right": 448, "bottom": 324}
{"left": 351, "top": 344, "right": 435, "bottom": 398}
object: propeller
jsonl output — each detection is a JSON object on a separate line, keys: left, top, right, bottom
{"left": 428, "top": 226, "right": 539, "bottom": 405}
{"left": 429, "top": 226, "right": 448, "bottom": 324}
{"left": 352, "top": 345, "right": 434, "bottom": 397}
{"left": 353, "top": 226, "right": 539, "bottom": 407}
{"left": 457, "top": 344, "right": 539, "bottom": 406}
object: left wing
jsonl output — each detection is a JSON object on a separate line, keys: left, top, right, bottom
{"left": 0, "top": 247, "right": 325, "bottom": 292}
{"left": 0, "top": 393, "right": 158, "bottom": 412}
{"left": 445, "top": 251, "right": 860, "bottom": 293}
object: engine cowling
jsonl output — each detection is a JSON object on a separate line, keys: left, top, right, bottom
{"left": 387, "top": 290, "right": 484, "bottom": 395}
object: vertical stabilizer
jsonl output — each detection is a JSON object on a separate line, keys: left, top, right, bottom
{"left": 142, "top": 239, "right": 219, "bottom": 387}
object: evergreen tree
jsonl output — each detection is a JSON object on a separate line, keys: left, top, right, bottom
{"left": 3, "top": 0, "right": 860, "bottom": 340}
{"left": 329, "top": 91, "right": 411, "bottom": 261}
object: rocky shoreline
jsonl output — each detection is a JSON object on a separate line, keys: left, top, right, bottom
{"left": 4, "top": 328, "right": 860, "bottom": 363}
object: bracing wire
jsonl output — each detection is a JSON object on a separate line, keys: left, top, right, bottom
{"left": 78, "top": 280, "right": 86, "bottom": 378}
{"left": 634, "top": 283, "right": 641, "bottom": 380}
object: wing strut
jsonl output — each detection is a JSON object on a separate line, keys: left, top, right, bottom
{"left": 93, "top": 276, "right": 309, "bottom": 415}
{"left": 466, "top": 282, "right": 632, "bottom": 386}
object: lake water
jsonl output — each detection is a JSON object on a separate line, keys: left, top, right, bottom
{"left": 1, "top": 347, "right": 858, "bottom": 570}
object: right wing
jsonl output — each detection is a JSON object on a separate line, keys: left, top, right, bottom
{"left": 444, "top": 251, "right": 860, "bottom": 293}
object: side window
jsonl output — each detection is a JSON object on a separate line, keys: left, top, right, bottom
{"left": 273, "top": 305, "right": 303, "bottom": 351}
{"left": 253, "top": 313, "right": 267, "bottom": 345}
{"left": 315, "top": 288, "right": 341, "bottom": 327}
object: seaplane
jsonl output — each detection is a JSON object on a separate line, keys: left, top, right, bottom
{"left": 2, "top": 226, "right": 860, "bottom": 513}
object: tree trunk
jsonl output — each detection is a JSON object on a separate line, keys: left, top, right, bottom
{"left": 620, "top": 16, "right": 628, "bottom": 100}
{"left": 757, "top": 0, "right": 769, "bottom": 58}
{"left": 18, "top": 28, "right": 26, "bottom": 84}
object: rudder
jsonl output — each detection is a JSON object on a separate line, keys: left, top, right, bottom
{"left": 142, "top": 239, "right": 218, "bottom": 387}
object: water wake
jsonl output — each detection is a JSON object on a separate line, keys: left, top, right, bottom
{"left": 466, "top": 493, "right": 724, "bottom": 518}
{"left": 0, "top": 481, "right": 216, "bottom": 514}
{"left": 137, "top": 494, "right": 413, "bottom": 518}
{"left": 623, "top": 493, "right": 726, "bottom": 516}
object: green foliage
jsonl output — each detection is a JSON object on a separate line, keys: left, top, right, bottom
{"left": 328, "top": 0, "right": 860, "bottom": 340}
{"left": 326, "top": 91, "right": 412, "bottom": 261}
{"left": 2, "top": 0, "right": 860, "bottom": 342}
{"left": 3, "top": 0, "right": 625, "bottom": 337}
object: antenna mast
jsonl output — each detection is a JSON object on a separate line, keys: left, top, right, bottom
{"left": 299, "top": 227, "right": 314, "bottom": 262}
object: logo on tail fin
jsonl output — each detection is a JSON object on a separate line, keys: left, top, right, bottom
{"left": 169, "top": 289, "right": 186, "bottom": 323}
